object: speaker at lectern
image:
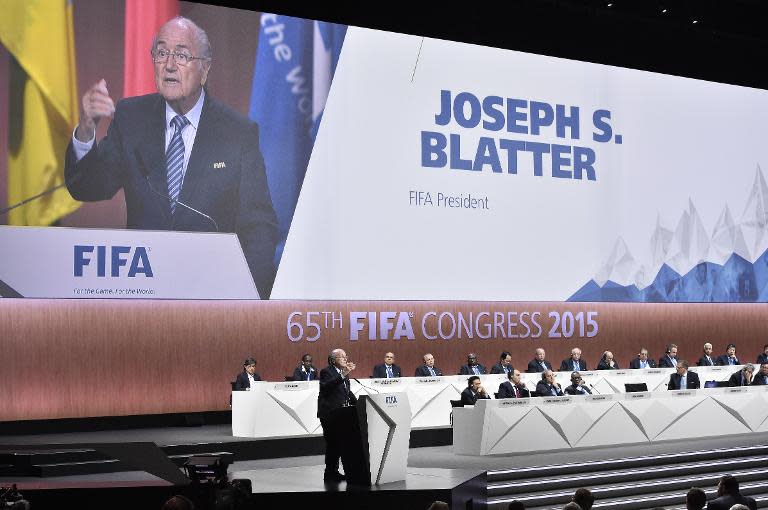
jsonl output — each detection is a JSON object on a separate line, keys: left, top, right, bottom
{"left": 332, "top": 392, "right": 411, "bottom": 486}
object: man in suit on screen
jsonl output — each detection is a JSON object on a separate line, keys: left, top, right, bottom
{"left": 497, "top": 369, "right": 530, "bottom": 399}
{"left": 560, "top": 347, "right": 588, "bottom": 372}
{"left": 490, "top": 351, "right": 514, "bottom": 374}
{"left": 292, "top": 354, "right": 318, "bottom": 381}
{"left": 65, "top": 16, "right": 278, "bottom": 298}
{"left": 658, "top": 343, "right": 679, "bottom": 368}
{"left": 752, "top": 363, "right": 768, "bottom": 385}
{"left": 527, "top": 347, "right": 553, "bottom": 373}
{"left": 697, "top": 342, "right": 716, "bottom": 366}
{"left": 233, "top": 357, "right": 261, "bottom": 390}
{"left": 460, "top": 376, "right": 490, "bottom": 405}
{"left": 667, "top": 360, "right": 700, "bottom": 390}
{"left": 629, "top": 347, "right": 657, "bottom": 369}
{"left": 727, "top": 364, "right": 754, "bottom": 387}
{"left": 414, "top": 353, "right": 443, "bottom": 377}
{"left": 459, "top": 353, "right": 487, "bottom": 375}
{"left": 317, "top": 349, "right": 357, "bottom": 483}
{"left": 716, "top": 343, "right": 740, "bottom": 366}
{"left": 372, "top": 352, "right": 401, "bottom": 378}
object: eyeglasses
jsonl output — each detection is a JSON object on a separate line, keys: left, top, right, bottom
{"left": 152, "top": 48, "right": 209, "bottom": 66}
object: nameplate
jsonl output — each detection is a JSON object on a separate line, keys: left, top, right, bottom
{"left": 498, "top": 398, "right": 531, "bottom": 407}
{"left": 707, "top": 367, "right": 725, "bottom": 372}
{"left": 371, "top": 378, "right": 402, "bottom": 386}
{"left": 725, "top": 387, "right": 747, "bottom": 394}
{"left": 626, "top": 392, "right": 650, "bottom": 399}
{"left": 587, "top": 394, "right": 613, "bottom": 402}
{"left": 673, "top": 390, "right": 694, "bottom": 397}
{"left": 613, "top": 370, "right": 628, "bottom": 376}
{"left": 579, "top": 371, "right": 596, "bottom": 376}
{"left": 645, "top": 369, "right": 663, "bottom": 375}
{"left": 273, "top": 382, "right": 308, "bottom": 391}
{"left": 542, "top": 396, "right": 572, "bottom": 405}
{"left": 415, "top": 377, "right": 443, "bottom": 385}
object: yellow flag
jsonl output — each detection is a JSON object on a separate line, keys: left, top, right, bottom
{"left": 0, "top": 0, "right": 80, "bottom": 225}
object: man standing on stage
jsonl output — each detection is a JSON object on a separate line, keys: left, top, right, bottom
{"left": 317, "top": 348, "right": 357, "bottom": 482}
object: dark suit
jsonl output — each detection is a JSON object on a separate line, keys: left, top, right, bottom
{"left": 490, "top": 363, "right": 514, "bottom": 374}
{"left": 292, "top": 365, "right": 318, "bottom": 381}
{"left": 317, "top": 365, "right": 357, "bottom": 477}
{"left": 497, "top": 381, "right": 530, "bottom": 399}
{"left": 752, "top": 372, "right": 768, "bottom": 385}
{"left": 728, "top": 371, "right": 752, "bottom": 387}
{"left": 564, "top": 384, "right": 592, "bottom": 395}
{"left": 459, "top": 363, "right": 487, "bottom": 375}
{"left": 65, "top": 93, "right": 278, "bottom": 298}
{"left": 560, "top": 359, "right": 588, "bottom": 372}
{"left": 596, "top": 360, "right": 620, "bottom": 370}
{"left": 460, "top": 387, "right": 490, "bottom": 406}
{"left": 658, "top": 355, "right": 678, "bottom": 368}
{"left": 535, "top": 381, "right": 564, "bottom": 397}
{"left": 527, "top": 359, "right": 553, "bottom": 373}
{"left": 234, "top": 370, "right": 262, "bottom": 390}
{"left": 756, "top": 353, "right": 768, "bottom": 365}
{"left": 667, "top": 370, "right": 700, "bottom": 390}
{"left": 697, "top": 355, "right": 716, "bottom": 366}
{"left": 716, "top": 355, "right": 740, "bottom": 366}
{"left": 372, "top": 363, "right": 401, "bottom": 378}
{"left": 706, "top": 493, "right": 757, "bottom": 510}
{"left": 414, "top": 365, "right": 443, "bottom": 377}
{"left": 629, "top": 358, "right": 657, "bottom": 369}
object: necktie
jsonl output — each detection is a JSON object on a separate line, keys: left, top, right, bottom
{"left": 681, "top": 375, "right": 686, "bottom": 389}
{"left": 473, "top": 366, "right": 480, "bottom": 375}
{"left": 428, "top": 367, "right": 435, "bottom": 376}
{"left": 729, "top": 357, "right": 735, "bottom": 365}
{"left": 641, "top": 360, "right": 647, "bottom": 369}
{"left": 307, "top": 370, "right": 311, "bottom": 381}
{"left": 166, "top": 115, "right": 190, "bottom": 214}
{"left": 386, "top": 365, "right": 393, "bottom": 378}
{"left": 574, "top": 361, "right": 580, "bottom": 371}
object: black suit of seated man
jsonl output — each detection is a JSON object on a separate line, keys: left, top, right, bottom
{"left": 527, "top": 348, "right": 553, "bottom": 373}
{"left": 490, "top": 351, "right": 514, "bottom": 374}
{"left": 756, "top": 345, "right": 768, "bottom": 365}
{"left": 564, "top": 372, "right": 592, "bottom": 395}
{"left": 706, "top": 475, "right": 757, "bottom": 510}
{"left": 535, "top": 370, "right": 564, "bottom": 397}
{"left": 728, "top": 365, "right": 754, "bottom": 387}
{"left": 560, "top": 348, "right": 588, "bottom": 372}
{"left": 372, "top": 352, "right": 401, "bottom": 378}
{"left": 629, "top": 348, "right": 657, "bottom": 369}
{"left": 460, "top": 376, "right": 490, "bottom": 406}
{"left": 667, "top": 361, "right": 700, "bottom": 390}
{"left": 497, "top": 370, "right": 530, "bottom": 399}
{"left": 415, "top": 353, "right": 443, "bottom": 377}
{"left": 716, "top": 343, "right": 740, "bottom": 366}
{"left": 292, "top": 354, "right": 318, "bottom": 381}
{"left": 459, "top": 353, "right": 487, "bottom": 375}
{"left": 596, "top": 351, "right": 620, "bottom": 370}
{"left": 658, "top": 344, "right": 679, "bottom": 368}
{"left": 317, "top": 349, "right": 357, "bottom": 483}
{"left": 752, "top": 363, "right": 768, "bottom": 385}
{"left": 234, "top": 357, "right": 261, "bottom": 390}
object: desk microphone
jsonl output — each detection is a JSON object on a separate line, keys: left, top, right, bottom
{"left": 353, "top": 378, "right": 380, "bottom": 394}
{"left": 135, "top": 149, "right": 219, "bottom": 232}
{"left": 0, "top": 161, "right": 88, "bottom": 218}
{"left": 589, "top": 384, "right": 601, "bottom": 395}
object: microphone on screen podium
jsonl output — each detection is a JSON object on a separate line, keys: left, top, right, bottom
{"left": 353, "top": 378, "right": 380, "bottom": 394}
{"left": 0, "top": 166, "right": 88, "bottom": 218}
{"left": 134, "top": 149, "right": 219, "bottom": 232}
{"left": 589, "top": 384, "right": 601, "bottom": 395}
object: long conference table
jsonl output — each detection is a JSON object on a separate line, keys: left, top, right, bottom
{"left": 231, "top": 365, "right": 754, "bottom": 440}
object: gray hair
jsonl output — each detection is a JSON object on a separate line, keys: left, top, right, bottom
{"left": 152, "top": 16, "right": 212, "bottom": 60}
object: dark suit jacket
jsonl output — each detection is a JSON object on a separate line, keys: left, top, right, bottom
{"left": 234, "top": 370, "right": 262, "bottom": 391}
{"left": 65, "top": 93, "right": 278, "bottom": 298}
{"left": 728, "top": 371, "right": 752, "bottom": 387}
{"left": 497, "top": 381, "right": 530, "bottom": 399}
{"left": 460, "top": 387, "right": 490, "bottom": 406}
{"left": 667, "top": 371, "right": 700, "bottom": 390}
{"left": 658, "top": 355, "right": 678, "bottom": 368}
{"left": 757, "top": 353, "right": 768, "bottom": 364}
{"left": 459, "top": 363, "right": 487, "bottom": 375}
{"left": 527, "top": 359, "right": 553, "bottom": 373}
{"left": 596, "top": 359, "right": 620, "bottom": 370}
{"left": 560, "top": 359, "right": 588, "bottom": 372}
{"left": 697, "top": 355, "right": 716, "bottom": 366}
{"left": 535, "top": 381, "right": 564, "bottom": 397}
{"left": 292, "top": 365, "right": 318, "bottom": 381}
{"left": 317, "top": 365, "right": 357, "bottom": 420}
{"left": 752, "top": 372, "right": 768, "bottom": 385}
{"left": 414, "top": 365, "right": 443, "bottom": 377}
{"left": 564, "top": 384, "right": 592, "bottom": 395}
{"left": 490, "top": 363, "right": 514, "bottom": 374}
{"left": 706, "top": 493, "right": 757, "bottom": 510}
{"left": 372, "top": 363, "right": 402, "bottom": 378}
{"left": 629, "top": 358, "right": 658, "bottom": 369}
{"left": 716, "top": 355, "right": 740, "bottom": 366}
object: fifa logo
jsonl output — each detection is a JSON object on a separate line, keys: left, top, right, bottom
{"left": 385, "top": 395, "right": 398, "bottom": 404}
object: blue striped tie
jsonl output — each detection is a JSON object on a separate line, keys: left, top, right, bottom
{"left": 166, "top": 115, "right": 189, "bottom": 214}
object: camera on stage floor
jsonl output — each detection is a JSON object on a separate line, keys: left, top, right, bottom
{"left": 183, "top": 456, "right": 252, "bottom": 510}
{"left": 0, "top": 485, "right": 30, "bottom": 510}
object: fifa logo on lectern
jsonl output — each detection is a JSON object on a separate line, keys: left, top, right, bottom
{"left": 385, "top": 395, "right": 398, "bottom": 404}
{"left": 74, "top": 245, "right": 154, "bottom": 277}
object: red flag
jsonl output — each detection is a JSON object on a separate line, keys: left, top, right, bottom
{"left": 123, "top": 0, "right": 179, "bottom": 98}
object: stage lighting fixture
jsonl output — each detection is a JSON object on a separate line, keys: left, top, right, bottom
{"left": 184, "top": 455, "right": 231, "bottom": 486}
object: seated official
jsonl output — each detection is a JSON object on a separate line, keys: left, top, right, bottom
{"left": 658, "top": 343, "right": 679, "bottom": 368}
{"left": 697, "top": 342, "right": 716, "bottom": 366}
{"left": 564, "top": 372, "right": 592, "bottom": 395}
{"left": 527, "top": 347, "right": 553, "bottom": 373}
{"left": 372, "top": 352, "right": 402, "bottom": 378}
{"left": 596, "top": 350, "right": 620, "bottom": 370}
{"left": 716, "top": 343, "right": 740, "bottom": 366}
{"left": 706, "top": 474, "right": 757, "bottom": 510}
{"left": 293, "top": 354, "right": 318, "bottom": 381}
{"left": 459, "top": 353, "right": 487, "bottom": 375}
{"left": 756, "top": 344, "right": 768, "bottom": 365}
{"left": 490, "top": 351, "right": 514, "bottom": 375}
{"left": 497, "top": 369, "right": 530, "bottom": 399}
{"left": 629, "top": 347, "right": 657, "bottom": 369}
{"left": 667, "top": 360, "right": 700, "bottom": 390}
{"left": 460, "top": 376, "right": 490, "bottom": 405}
{"left": 234, "top": 357, "right": 262, "bottom": 390}
{"left": 752, "top": 363, "right": 768, "bottom": 385}
{"left": 535, "top": 370, "right": 564, "bottom": 397}
{"left": 560, "top": 347, "right": 587, "bottom": 372}
{"left": 415, "top": 353, "right": 443, "bottom": 377}
{"left": 728, "top": 364, "right": 754, "bottom": 387}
